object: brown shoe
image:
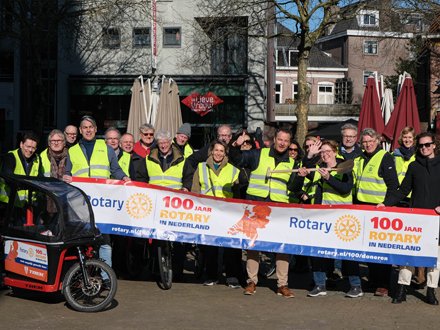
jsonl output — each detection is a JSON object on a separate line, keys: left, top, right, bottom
{"left": 244, "top": 281, "right": 256, "bottom": 295}
{"left": 277, "top": 285, "right": 294, "bottom": 298}
{"left": 374, "top": 287, "right": 389, "bottom": 297}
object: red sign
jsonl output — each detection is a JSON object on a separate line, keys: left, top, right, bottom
{"left": 181, "top": 92, "right": 223, "bottom": 117}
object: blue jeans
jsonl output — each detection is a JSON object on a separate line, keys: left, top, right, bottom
{"left": 314, "top": 272, "right": 361, "bottom": 287}
{"left": 99, "top": 244, "right": 112, "bottom": 280}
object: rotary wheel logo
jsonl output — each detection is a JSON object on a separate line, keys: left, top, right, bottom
{"left": 334, "top": 215, "right": 361, "bottom": 242}
{"left": 126, "top": 193, "right": 153, "bottom": 219}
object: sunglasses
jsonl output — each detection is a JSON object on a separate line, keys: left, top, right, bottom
{"left": 243, "top": 140, "right": 252, "bottom": 145}
{"left": 418, "top": 142, "right": 434, "bottom": 149}
{"left": 141, "top": 132, "right": 154, "bottom": 137}
{"left": 289, "top": 147, "right": 298, "bottom": 151}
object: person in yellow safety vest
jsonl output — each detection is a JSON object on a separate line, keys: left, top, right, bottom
{"left": 63, "top": 116, "right": 130, "bottom": 276}
{"left": 104, "top": 127, "right": 135, "bottom": 179}
{"left": 40, "top": 129, "right": 68, "bottom": 179}
{"left": 135, "top": 129, "right": 193, "bottom": 281}
{"left": 120, "top": 132, "right": 135, "bottom": 154}
{"left": 173, "top": 123, "right": 194, "bottom": 159}
{"left": 296, "top": 136, "right": 322, "bottom": 204}
{"left": 353, "top": 128, "right": 399, "bottom": 298}
{"left": 392, "top": 126, "right": 425, "bottom": 287}
{"left": 393, "top": 126, "right": 416, "bottom": 203}
{"left": 234, "top": 128, "right": 301, "bottom": 298}
{"left": 294, "top": 140, "right": 363, "bottom": 298}
{"left": 191, "top": 140, "right": 244, "bottom": 288}
{"left": 0, "top": 132, "right": 43, "bottom": 205}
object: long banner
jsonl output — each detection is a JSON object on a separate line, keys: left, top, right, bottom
{"left": 72, "top": 178, "right": 439, "bottom": 267}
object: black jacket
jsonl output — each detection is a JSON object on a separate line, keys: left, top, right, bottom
{"left": 384, "top": 154, "right": 440, "bottom": 209}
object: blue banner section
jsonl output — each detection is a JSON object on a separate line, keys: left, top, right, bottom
{"left": 15, "top": 258, "right": 48, "bottom": 270}
{"left": 99, "top": 223, "right": 437, "bottom": 267}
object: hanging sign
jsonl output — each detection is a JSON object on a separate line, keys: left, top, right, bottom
{"left": 181, "top": 91, "right": 223, "bottom": 117}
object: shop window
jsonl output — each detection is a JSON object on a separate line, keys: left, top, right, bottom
{"left": 163, "top": 27, "right": 181, "bottom": 47}
{"left": 102, "top": 28, "right": 121, "bottom": 49}
{"left": 133, "top": 28, "right": 151, "bottom": 47}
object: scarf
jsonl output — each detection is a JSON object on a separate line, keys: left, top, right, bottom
{"left": 398, "top": 146, "right": 415, "bottom": 161}
{"left": 47, "top": 147, "right": 68, "bottom": 179}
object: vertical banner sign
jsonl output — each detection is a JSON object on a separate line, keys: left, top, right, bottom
{"left": 151, "top": 0, "right": 157, "bottom": 70}
{"left": 72, "top": 178, "right": 439, "bottom": 267}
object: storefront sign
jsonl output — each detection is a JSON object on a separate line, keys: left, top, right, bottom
{"left": 181, "top": 91, "right": 223, "bottom": 116}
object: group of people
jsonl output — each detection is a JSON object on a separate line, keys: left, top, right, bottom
{"left": 0, "top": 118, "right": 439, "bottom": 305}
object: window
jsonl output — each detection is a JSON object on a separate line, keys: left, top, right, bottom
{"left": 276, "top": 49, "right": 288, "bottom": 67}
{"left": 292, "top": 83, "right": 298, "bottom": 101}
{"left": 288, "top": 50, "right": 299, "bottom": 67}
{"left": 102, "top": 28, "right": 120, "bottom": 49}
{"left": 317, "top": 83, "right": 334, "bottom": 104}
{"left": 275, "top": 82, "right": 282, "bottom": 104}
{"left": 363, "top": 40, "right": 378, "bottom": 55}
{"left": 133, "top": 28, "right": 151, "bottom": 47}
{"left": 363, "top": 70, "right": 377, "bottom": 85}
{"left": 358, "top": 10, "right": 379, "bottom": 27}
{"left": 163, "top": 27, "right": 181, "bottom": 47}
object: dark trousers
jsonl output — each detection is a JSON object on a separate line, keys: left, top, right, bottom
{"left": 368, "top": 263, "right": 391, "bottom": 289}
{"left": 202, "top": 245, "right": 242, "bottom": 280}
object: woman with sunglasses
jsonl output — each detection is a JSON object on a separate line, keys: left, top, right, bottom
{"left": 381, "top": 132, "right": 440, "bottom": 305}
{"left": 295, "top": 140, "right": 363, "bottom": 298}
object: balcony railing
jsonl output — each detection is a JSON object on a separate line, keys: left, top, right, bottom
{"left": 275, "top": 104, "right": 361, "bottom": 117}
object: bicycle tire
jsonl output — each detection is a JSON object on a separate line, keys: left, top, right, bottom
{"left": 63, "top": 259, "right": 117, "bottom": 312}
{"left": 156, "top": 241, "right": 173, "bottom": 290}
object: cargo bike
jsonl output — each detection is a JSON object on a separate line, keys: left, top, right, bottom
{"left": 0, "top": 174, "right": 117, "bottom": 312}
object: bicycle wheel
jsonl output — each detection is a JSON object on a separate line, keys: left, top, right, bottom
{"left": 156, "top": 240, "right": 173, "bottom": 290}
{"left": 63, "top": 259, "right": 117, "bottom": 312}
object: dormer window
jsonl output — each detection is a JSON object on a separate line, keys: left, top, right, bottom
{"left": 358, "top": 10, "right": 379, "bottom": 27}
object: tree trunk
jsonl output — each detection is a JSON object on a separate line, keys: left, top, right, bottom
{"left": 295, "top": 48, "right": 311, "bottom": 145}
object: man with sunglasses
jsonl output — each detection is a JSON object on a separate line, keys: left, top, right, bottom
{"left": 381, "top": 132, "right": 440, "bottom": 305}
{"left": 133, "top": 123, "right": 156, "bottom": 159}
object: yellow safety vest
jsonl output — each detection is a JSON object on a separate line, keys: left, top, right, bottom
{"left": 117, "top": 151, "right": 131, "bottom": 177}
{"left": 354, "top": 150, "right": 389, "bottom": 204}
{"left": 146, "top": 158, "right": 184, "bottom": 189}
{"left": 319, "top": 171, "right": 353, "bottom": 205}
{"left": 198, "top": 162, "right": 239, "bottom": 198}
{"left": 0, "top": 149, "right": 40, "bottom": 204}
{"left": 184, "top": 144, "right": 194, "bottom": 158}
{"left": 69, "top": 140, "right": 110, "bottom": 178}
{"left": 40, "top": 149, "right": 51, "bottom": 177}
{"left": 394, "top": 154, "right": 415, "bottom": 198}
{"left": 247, "top": 148, "right": 294, "bottom": 203}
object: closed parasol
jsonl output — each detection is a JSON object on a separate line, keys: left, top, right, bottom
{"left": 127, "top": 77, "right": 150, "bottom": 141}
{"left": 383, "top": 76, "right": 421, "bottom": 150}
{"left": 358, "top": 76, "right": 385, "bottom": 136}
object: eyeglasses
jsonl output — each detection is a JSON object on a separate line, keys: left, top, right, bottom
{"left": 140, "top": 132, "right": 154, "bottom": 137}
{"left": 106, "top": 137, "right": 119, "bottom": 141}
{"left": 320, "top": 149, "right": 333, "bottom": 154}
{"left": 289, "top": 147, "right": 298, "bottom": 151}
{"left": 64, "top": 132, "right": 77, "bottom": 136}
{"left": 418, "top": 142, "right": 434, "bottom": 149}
{"left": 343, "top": 135, "right": 357, "bottom": 139}
{"left": 49, "top": 140, "right": 63, "bottom": 144}
{"left": 361, "top": 140, "right": 375, "bottom": 145}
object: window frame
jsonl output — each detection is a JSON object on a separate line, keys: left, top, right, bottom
{"left": 363, "top": 70, "right": 377, "bottom": 85}
{"left": 358, "top": 10, "right": 379, "bottom": 27}
{"left": 132, "top": 27, "right": 151, "bottom": 48}
{"left": 275, "top": 81, "right": 282, "bottom": 104}
{"left": 363, "top": 40, "right": 378, "bottom": 55}
{"left": 163, "top": 27, "right": 182, "bottom": 47}
{"left": 317, "top": 82, "right": 335, "bottom": 105}
{"left": 102, "top": 27, "right": 121, "bottom": 49}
